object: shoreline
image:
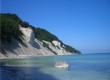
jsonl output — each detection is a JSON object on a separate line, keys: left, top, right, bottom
{"left": 0, "top": 54, "right": 72, "bottom": 60}
{"left": 0, "top": 55, "right": 54, "bottom": 60}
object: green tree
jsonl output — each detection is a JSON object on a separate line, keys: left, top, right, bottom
{"left": 31, "top": 27, "right": 59, "bottom": 42}
{"left": 0, "top": 14, "right": 23, "bottom": 43}
{"left": 20, "top": 21, "right": 29, "bottom": 28}
{"left": 0, "top": 13, "right": 81, "bottom": 54}
{"left": 65, "top": 45, "right": 81, "bottom": 54}
{"left": 31, "top": 27, "right": 81, "bottom": 54}
{"left": 0, "top": 13, "right": 22, "bottom": 24}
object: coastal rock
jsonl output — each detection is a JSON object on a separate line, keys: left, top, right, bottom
{"left": 43, "top": 40, "right": 68, "bottom": 55}
{"left": 55, "top": 61, "right": 69, "bottom": 68}
{"left": 0, "top": 13, "right": 81, "bottom": 59}
{"left": 0, "top": 26, "right": 70, "bottom": 59}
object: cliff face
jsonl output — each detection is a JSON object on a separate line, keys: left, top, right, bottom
{"left": 43, "top": 40, "right": 68, "bottom": 55}
{"left": 0, "top": 13, "right": 81, "bottom": 59}
{"left": 0, "top": 26, "right": 71, "bottom": 59}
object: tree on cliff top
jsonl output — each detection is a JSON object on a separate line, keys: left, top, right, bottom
{"left": 0, "top": 14, "right": 23, "bottom": 43}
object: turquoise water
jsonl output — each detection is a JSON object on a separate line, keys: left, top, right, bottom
{"left": 0, "top": 53, "right": 110, "bottom": 80}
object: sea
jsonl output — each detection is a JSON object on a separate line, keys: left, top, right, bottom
{"left": 0, "top": 53, "right": 110, "bottom": 80}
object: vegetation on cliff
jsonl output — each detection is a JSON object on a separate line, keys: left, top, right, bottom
{"left": 0, "top": 13, "right": 23, "bottom": 43}
{"left": 31, "top": 27, "right": 59, "bottom": 42}
{"left": 0, "top": 13, "right": 81, "bottom": 54}
{"left": 31, "top": 27, "right": 81, "bottom": 54}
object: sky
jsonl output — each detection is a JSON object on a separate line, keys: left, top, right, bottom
{"left": 1, "top": 0, "right": 110, "bottom": 54}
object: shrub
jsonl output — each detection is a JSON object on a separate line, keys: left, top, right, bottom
{"left": 20, "top": 21, "right": 29, "bottom": 28}
{"left": 0, "top": 14, "right": 23, "bottom": 43}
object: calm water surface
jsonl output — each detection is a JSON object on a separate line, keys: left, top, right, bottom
{"left": 0, "top": 53, "right": 110, "bottom": 80}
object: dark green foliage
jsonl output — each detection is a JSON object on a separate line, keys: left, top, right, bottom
{"left": 49, "top": 48, "right": 58, "bottom": 55}
{"left": 0, "top": 13, "right": 81, "bottom": 54}
{"left": 0, "top": 13, "right": 22, "bottom": 24}
{"left": 31, "top": 27, "right": 59, "bottom": 42}
{"left": 65, "top": 45, "right": 81, "bottom": 54}
{"left": 31, "top": 27, "right": 81, "bottom": 54}
{"left": 20, "top": 21, "right": 29, "bottom": 28}
{"left": 42, "top": 42, "right": 49, "bottom": 48}
{"left": 0, "top": 14, "right": 23, "bottom": 43}
{"left": 42, "top": 42, "right": 57, "bottom": 55}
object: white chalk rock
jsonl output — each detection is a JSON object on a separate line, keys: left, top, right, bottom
{"left": 55, "top": 61, "right": 69, "bottom": 68}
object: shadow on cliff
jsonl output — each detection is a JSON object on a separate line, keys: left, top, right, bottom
{"left": 0, "top": 32, "right": 41, "bottom": 56}
{"left": 1, "top": 66, "right": 59, "bottom": 80}
{"left": 0, "top": 39, "right": 28, "bottom": 56}
{"left": 29, "top": 32, "right": 40, "bottom": 49}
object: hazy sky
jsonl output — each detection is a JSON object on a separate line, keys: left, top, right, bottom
{"left": 1, "top": 0, "right": 110, "bottom": 53}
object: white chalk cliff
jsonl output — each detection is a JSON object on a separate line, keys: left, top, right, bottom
{"left": 0, "top": 26, "right": 71, "bottom": 59}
